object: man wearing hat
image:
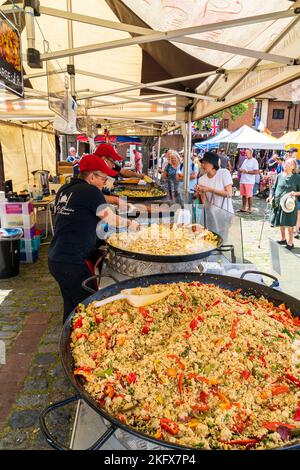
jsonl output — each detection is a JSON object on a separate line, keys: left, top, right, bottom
{"left": 48, "top": 154, "right": 139, "bottom": 322}
{"left": 94, "top": 143, "right": 146, "bottom": 179}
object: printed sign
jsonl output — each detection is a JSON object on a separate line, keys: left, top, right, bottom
{"left": 0, "top": 12, "right": 23, "bottom": 97}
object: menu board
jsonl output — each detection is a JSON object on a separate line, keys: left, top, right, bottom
{"left": 0, "top": 12, "right": 23, "bottom": 97}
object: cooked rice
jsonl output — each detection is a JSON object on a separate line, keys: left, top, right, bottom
{"left": 108, "top": 224, "right": 218, "bottom": 256}
{"left": 71, "top": 282, "right": 300, "bottom": 449}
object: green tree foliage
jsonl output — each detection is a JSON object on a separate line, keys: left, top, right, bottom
{"left": 194, "top": 99, "right": 254, "bottom": 131}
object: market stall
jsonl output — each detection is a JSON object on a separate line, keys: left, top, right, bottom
{"left": 194, "top": 129, "right": 231, "bottom": 151}
{"left": 278, "top": 131, "right": 300, "bottom": 156}
{"left": 219, "top": 125, "right": 285, "bottom": 150}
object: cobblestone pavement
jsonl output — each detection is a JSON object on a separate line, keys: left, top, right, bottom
{"left": 0, "top": 194, "right": 299, "bottom": 449}
{"left": 0, "top": 245, "right": 75, "bottom": 450}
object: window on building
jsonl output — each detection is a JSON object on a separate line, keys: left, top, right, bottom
{"left": 223, "top": 119, "right": 229, "bottom": 129}
{"left": 272, "top": 109, "right": 285, "bottom": 120}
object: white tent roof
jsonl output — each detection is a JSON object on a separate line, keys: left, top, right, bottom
{"left": 194, "top": 129, "right": 231, "bottom": 149}
{"left": 0, "top": 1, "right": 300, "bottom": 132}
{"left": 219, "top": 125, "right": 285, "bottom": 149}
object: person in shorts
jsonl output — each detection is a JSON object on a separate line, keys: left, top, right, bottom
{"left": 238, "top": 149, "right": 259, "bottom": 214}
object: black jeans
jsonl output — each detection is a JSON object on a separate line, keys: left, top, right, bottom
{"left": 48, "top": 259, "right": 92, "bottom": 323}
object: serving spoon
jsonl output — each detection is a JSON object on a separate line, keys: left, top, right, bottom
{"left": 94, "top": 288, "right": 171, "bottom": 308}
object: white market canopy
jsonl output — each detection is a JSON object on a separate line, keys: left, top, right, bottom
{"left": 0, "top": 0, "right": 300, "bottom": 132}
{"left": 194, "top": 129, "right": 231, "bottom": 150}
{"left": 219, "top": 125, "right": 285, "bottom": 150}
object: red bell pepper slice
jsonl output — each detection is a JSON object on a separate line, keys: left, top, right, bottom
{"left": 188, "top": 373, "right": 209, "bottom": 384}
{"left": 76, "top": 332, "right": 88, "bottom": 340}
{"left": 189, "top": 315, "right": 204, "bottom": 331}
{"left": 100, "top": 332, "right": 111, "bottom": 349}
{"left": 285, "top": 374, "right": 300, "bottom": 388}
{"left": 294, "top": 407, "right": 300, "bottom": 421}
{"left": 126, "top": 372, "right": 137, "bottom": 384}
{"left": 263, "top": 422, "right": 295, "bottom": 432}
{"left": 220, "top": 342, "right": 232, "bottom": 353}
{"left": 192, "top": 404, "right": 209, "bottom": 412}
{"left": 73, "top": 317, "right": 83, "bottom": 330}
{"left": 179, "top": 288, "right": 188, "bottom": 301}
{"left": 104, "top": 384, "right": 116, "bottom": 399}
{"left": 199, "top": 391, "right": 209, "bottom": 403}
{"left": 241, "top": 370, "right": 251, "bottom": 380}
{"left": 293, "top": 317, "right": 300, "bottom": 326}
{"left": 236, "top": 299, "right": 251, "bottom": 305}
{"left": 114, "top": 394, "right": 125, "bottom": 399}
{"left": 114, "top": 369, "right": 125, "bottom": 388}
{"left": 95, "top": 314, "right": 104, "bottom": 324}
{"left": 167, "top": 355, "right": 185, "bottom": 370}
{"left": 231, "top": 413, "right": 245, "bottom": 434}
{"left": 230, "top": 318, "right": 239, "bottom": 339}
{"left": 74, "top": 366, "right": 91, "bottom": 374}
{"left": 145, "top": 316, "right": 155, "bottom": 323}
{"left": 160, "top": 418, "right": 179, "bottom": 436}
{"left": 271, "top": 384, "right": 289, "bottom": 396}
{"left": 221, "top": 438, "right": 260, "bottom": 446}
{"left": 141, "top": 325, "right": 150, "bottom": 335}
{"left": 259, "top": 355, "right": 267, "bottom": 367}
{"left": 206, "top": 299, "right": 221, "bottom": 310}
{"left": 178, "top": 371, "right": 184, "bottom": 395}
{"left": 139, "top": 307, "right": 150, "bottom": 318}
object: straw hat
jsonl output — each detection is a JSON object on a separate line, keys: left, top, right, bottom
{"left": 280, "top": 193, "right": 296, "bottom": 213}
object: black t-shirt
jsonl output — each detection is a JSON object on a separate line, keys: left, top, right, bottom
{"left": 48, "top": 178, "right": 106, "bottom": 265}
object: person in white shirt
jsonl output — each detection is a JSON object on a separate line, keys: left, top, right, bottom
{"left": 195, "top": 151, "right": 234, "bottom": 213}
{"left": 238, "top": 149, "right": 259, "bottom": 214}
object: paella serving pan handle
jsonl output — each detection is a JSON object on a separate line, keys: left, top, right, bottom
{"left": 39, "top": 396, "right": 116, "bottom": 450}
{"left": 240, "top": 270, "right": 279, "bottom": 288}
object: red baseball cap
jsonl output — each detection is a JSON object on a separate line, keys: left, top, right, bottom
{"left": 94, "top": 143, "right": 124, "bottom": 161}
{"left": 79, "top": 154, "right": 118, "bottom": 176}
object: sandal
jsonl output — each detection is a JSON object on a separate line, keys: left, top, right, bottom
{"left": 276, "top": 240, "right": 287, "bottom": 245}
{"left": 237, "top": 209, "right": 248, "bottom": 213}
{"left": 285, "top": 244, "right": 294, "bottom": 251}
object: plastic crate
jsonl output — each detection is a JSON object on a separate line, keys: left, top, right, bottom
{"left": 20, "top": 236, "right": 40, "bottom": 252}
{"left": 0, "top": 201, "right": 33, "bottom": 216}
{"left": 21, "top": 225, "right": 36, "bottom": 240}
{"left": 20, "top": 250, "right": 38, "bottom": 263}
{"left": 0, "top": 212, "right": 35, "bottom": 228}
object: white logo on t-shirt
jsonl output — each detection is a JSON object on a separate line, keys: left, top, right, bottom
{"left": 56, "top": 192, "right": 74, "bottom": 215}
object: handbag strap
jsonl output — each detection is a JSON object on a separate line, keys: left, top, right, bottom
{"left": 207, "top": 175, "right": 230, "bottom": 211}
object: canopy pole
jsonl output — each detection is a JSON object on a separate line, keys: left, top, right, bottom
{"left": 67, "top": 0, "right": 76, "bottom": 98}
{"left": 155, "top": 135, "right": 161, "bottom": 179}
{"left": 183, "top": 112, "right": 192, "bottom": 192}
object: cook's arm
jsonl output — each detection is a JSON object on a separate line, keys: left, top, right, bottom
{"left": 104, "top": 195, "right": 127, "bottom": 208}
{"left": 97, "top": 206, "right": 139, "bottom": 230}
{"left": 119, "top": 168, "right": 145, "bottom": 179}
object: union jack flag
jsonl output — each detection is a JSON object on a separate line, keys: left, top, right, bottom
{"left": 210, "top": 118, "right": 219, "bottom": 136}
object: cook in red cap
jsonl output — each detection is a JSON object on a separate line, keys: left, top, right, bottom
{"left": 48, "top": 153, "right": 139, "bottom": 324}
{"left": 94, "top": 143, "right": 146, "bottom": 181}
{"left": 79, "top": 154, "right": 118, "bottom": 177}
{"left": 94, "top": 143, "right": 124, "bottom": 161}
